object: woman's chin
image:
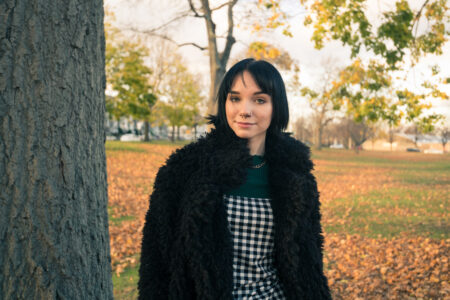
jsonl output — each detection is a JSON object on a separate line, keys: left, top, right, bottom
{"left": 231, "top": 130, "right": 252, "bottom": 139}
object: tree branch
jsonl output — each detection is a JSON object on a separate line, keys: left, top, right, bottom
{"left": 129, "top": 11, "right": 191, "bottom": 34}
{"left": 211, "top": 1, "right": 234, "bottom": 12}
{"left": 323, "top": 117, "right": 333, "bottom": 127}
{"left": 200, "top": 0, "right": 219, "bottom": 63}
{"left": 178, "top": 42, "right": 208, "bottom": 51}
{"left": 188, "top": 0, "right": 205, "bottom": 17}
{"left": 412, "top": 0, "right": 430, "bottom": 37}
{"left": 414, "top": 0, "right": 430, "bottom": 22}
{"left": 219, "top": 0, "right": 238, "bottom": 66}
{"left": 124, "top": 28, "right": 208, "bottom": 51}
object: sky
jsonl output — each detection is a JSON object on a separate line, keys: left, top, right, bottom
{"left": 105, "top": 0, "right": 450, "bottom": 129}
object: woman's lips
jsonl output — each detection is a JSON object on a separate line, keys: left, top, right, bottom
{"left": 237, "top": 122, "right": 255, "bottom": 128}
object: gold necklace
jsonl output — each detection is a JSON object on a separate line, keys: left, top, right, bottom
{"left": 250, "top": 160, "right": 266, "bottom": 169}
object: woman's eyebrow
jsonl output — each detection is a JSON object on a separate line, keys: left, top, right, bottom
{"left": 229, "top": 90, "right": 267, "bottom": 95}
{"left": 254, "top": 91, "right": 268, "bottom": 96}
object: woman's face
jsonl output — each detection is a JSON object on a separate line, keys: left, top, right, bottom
{"left": 225, "top": 71, "right": 273, "bottom": 144}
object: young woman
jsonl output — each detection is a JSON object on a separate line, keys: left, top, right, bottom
{"left": 138, "top": 58, "right": 331, "bottom": 299}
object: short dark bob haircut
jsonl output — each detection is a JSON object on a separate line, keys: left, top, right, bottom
{"left": 207, "top": 58, "right": 289, "bottom": 135}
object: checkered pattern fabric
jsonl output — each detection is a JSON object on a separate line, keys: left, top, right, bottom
{"left": 223, "top": 194, "right": 287, "bottom": 300}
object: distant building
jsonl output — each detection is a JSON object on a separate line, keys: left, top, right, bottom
{"left": 362, "top": 133, "right": 444, "bottom": 152}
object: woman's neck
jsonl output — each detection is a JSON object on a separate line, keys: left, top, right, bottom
{"left": 248, "top": 134, "right": 266, "bottom": 156}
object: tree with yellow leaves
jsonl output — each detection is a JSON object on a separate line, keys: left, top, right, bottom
{"left": 258, "top": 0, "right": 449, "bottom": 130}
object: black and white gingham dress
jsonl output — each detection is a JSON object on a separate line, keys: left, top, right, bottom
{"left": 223, "top": 194, "right": 287, "bottom": 299}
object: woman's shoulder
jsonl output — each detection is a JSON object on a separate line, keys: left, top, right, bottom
{"left": 280, "top": 132, "right": 311, "bottom": 154}
{"left": 267, "top": 131, "right": 314, "bottom": 173}
{"left": 161, "top": 133, "right": 214, "bottom": 174}
{"left": 152, "top": 139, "right": 209, "bottom": 192}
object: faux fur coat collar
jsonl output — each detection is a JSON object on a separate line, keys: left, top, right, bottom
{"left": 138, "top": 122, "right": 331, "bottom": 300}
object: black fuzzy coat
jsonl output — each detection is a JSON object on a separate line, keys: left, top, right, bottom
{"left": 138, "top": 124, "right": 331, "bottom": 300}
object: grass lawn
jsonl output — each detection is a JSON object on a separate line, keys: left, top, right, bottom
{"left": 312, "top": 149, "right": 449, "bottom": 240}
{"left": 112, "top": 265, "right": 139, "bottom": 299}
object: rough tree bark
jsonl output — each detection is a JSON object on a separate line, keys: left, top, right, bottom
{"left": 0, "top": 1, "right": 113, "bottom": 299}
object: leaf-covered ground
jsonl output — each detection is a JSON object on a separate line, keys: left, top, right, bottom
{"left": 106, "top": 141, "right": 449, "bottom": 299}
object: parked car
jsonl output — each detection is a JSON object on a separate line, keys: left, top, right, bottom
{"left": 120, "top": 134, "right": 144, "bottom": 142}
{"left": 406, "top": 148, "right": 420, "bottom": 152}
{"left": 330, "top": 143, "right": 344, "bottom": 149}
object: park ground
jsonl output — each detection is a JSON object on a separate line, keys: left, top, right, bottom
{"left": 106, "top": 140, "right": 449, "bottom": 299}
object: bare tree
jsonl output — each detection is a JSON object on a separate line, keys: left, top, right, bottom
{"left": 436, "top": 125, "right": 449, "bottom": 153}
{"left": 342, "top": 117, "right": 374, "bottom": 153}
{"left": 293, "top": 116, "right": 312, "bottom": 144}
{"left": 387, "top": 124, "right": 401, "bottom": 151}
{"left": 405, "top": 124, "right": 421, "bottom": 147}
{"left": 190, "top": 0, "right": 238, "bottom": 114}
{"left": 1, "top": 1, "right": 113, "bottom": 298}
{"left": 367, "top": 123, "right": 382, "bottom": 151}
{"left": 325, "top": 121, "right": 348, "bottom": 148}
{"left": 125, "top": 0, "right": 239, "bottom": 115}
{"left": 145, "top": 39, "right": 184, "bottom": 140}
{"left": 299, "top": 58, "right": 342, "bottom": 150}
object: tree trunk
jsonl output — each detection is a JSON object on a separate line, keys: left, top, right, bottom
{"left": 316, "top": 124, "right": 323, "bottom": 150}
{"left": 0, "top": 1, "right": 113, "bottom": 299}
{"left": 117, "top": 119, "right": 122, "bottom": 140}
{"left": 144, "top": 121, "right": 150, "bottom": 142}
{"left": 171, "top": 125, "right": 175, "bottom": 142}
{"left": 207, "top": 66, "right": 225, "bottom": 116}
{"left": 194, "top": 124, "right": 198, "bottom": 141}
{"left": 200, "top": 0, "right": 236, "bottom": 117}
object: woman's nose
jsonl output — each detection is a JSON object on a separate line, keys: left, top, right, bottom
{"left": 238, "top": 99, "right": 252, "bottom": 116}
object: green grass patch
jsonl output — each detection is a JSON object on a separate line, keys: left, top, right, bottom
{"left": 141, "top": 139, "right": 191, "bottom": 146}
{"left": 324, "top": 188, "right": 448, "bottom": 239}
{"left": 105, "top": 140, "right": 192, "bottom": 154}
{"left": 312, "top": 149, "right": 395, "bottom": 165}
{"left": 312, "top": 149, "right": 450, "bottom": 169}
{"left": 106, "top": 141, "right": 147, "bottom": 153}
{"left": 110, "top": 215, "right": 136, "bottom": 225}
{"left": 325, "top": 216, "right": 448, "bottom": 239}
{"left": 395, "top": 171, "right": 450, "bottom": 185}
{"left": 112, "top": 264, "right": 139, "bottom": 300}
{"left": 108, "top": 206, "right": 136, "bottom": 225}
{"left": 392, "top": 164, "right": 450, "bottom": 185}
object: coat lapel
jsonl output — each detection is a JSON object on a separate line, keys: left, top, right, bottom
{"left": 264, "top": 130, "right": 316, "bottom": 298}
{"left": 175, "top": 127, "right": 252, "bottom": 299}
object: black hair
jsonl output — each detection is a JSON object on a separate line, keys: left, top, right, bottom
{"left": 207, "top": 58, "right": 289, "bottom": 135}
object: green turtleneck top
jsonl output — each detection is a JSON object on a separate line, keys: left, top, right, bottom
{"left": 225, "top": 155, "right": 270, "bottom": 198}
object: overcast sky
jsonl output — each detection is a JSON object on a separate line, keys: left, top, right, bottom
{"left": 105, "top": 0, "right": 450, "bottom": 128}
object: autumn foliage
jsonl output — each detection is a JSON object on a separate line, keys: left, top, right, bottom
{"left": 107, "top": 141, "right": 449, "bottom": 299}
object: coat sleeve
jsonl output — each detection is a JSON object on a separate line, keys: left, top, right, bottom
{"left": 138, "top": 163, "right": 178, "bottom": 299}
{"left": 306, "top": 172, "right": 332, "bottom": 299}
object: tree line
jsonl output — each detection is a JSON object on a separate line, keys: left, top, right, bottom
{"left": 287, "top": 55, "right": 449, "bottom": 152}
{"left": 105, "top": 11, "right": 206, "bottom": 141}
{"left": 126, "top": 0, "right": 448, "bottom": 146}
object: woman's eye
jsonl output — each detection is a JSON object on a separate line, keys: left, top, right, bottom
{"left": 230, "top": 97, "right": 240, "bottom": 102}
{"left": 256, "top": 98, "right": 266, "bottom": 104}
